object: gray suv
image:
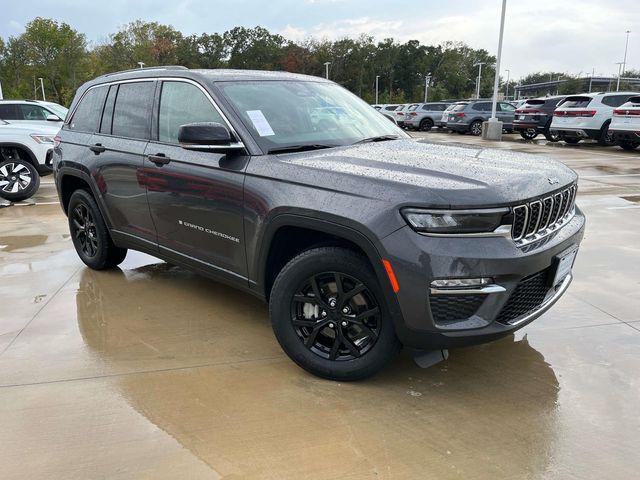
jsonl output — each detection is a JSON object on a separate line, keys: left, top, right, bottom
{"left": 404, "top": 102, "right": 450, "bottom": 131}
{"left": 54, "top": 67, "right": 584, "bottom": 381}
{"left": 447, "top": 100, "right": 516, "bottom": 135}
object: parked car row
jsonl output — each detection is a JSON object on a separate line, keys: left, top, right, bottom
{"left": 0, "top": 99, "right": 68, "bottom": 201}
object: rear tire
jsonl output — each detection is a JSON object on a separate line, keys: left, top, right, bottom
{"left": 269, "top": 247, "right": 400, "bottom": 381}
{"left": 68, "top": 189, "right": 128, "bottom": 270}
{"left": 544, "top": 129, "right": 562, "bottom": 142}
{"left": 470, "top": 120, "right": 483, "bottom": 136}
{"left": 0, "top": 158, "right": 40, "bottom": 202}
{"left": 419, "top": 118, "right": 434, "bottom": 132}
{"left": 519, "top": 128, "right": 538, "bottom": 140}
{"left": 563, "top": 136, "right": 581, "bottom": 145}
{"left": 619, "top": 140, "right": 639, "bottom": 151}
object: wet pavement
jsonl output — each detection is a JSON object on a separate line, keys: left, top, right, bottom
{"left": 1, "top": 137, "right": 640, "bottom": 479}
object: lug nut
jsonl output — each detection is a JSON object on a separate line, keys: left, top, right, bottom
{"left": 342, "top": 307, "right": 349, "bottom": 314}
{"left": 328, "top": 298, "right": 337, "bottom": 308}
{"left": 321, "top": 311, "right": 327, "bottom": 317}
{"left": 341, "top": 321, "right": 348, "bottom": 327}
{"left": 329, "top": 322, "right": 334, "bottom": 328}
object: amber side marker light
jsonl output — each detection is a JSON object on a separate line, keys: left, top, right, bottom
{"left": 382, "top": 259, "right": 400, "bottom": 293}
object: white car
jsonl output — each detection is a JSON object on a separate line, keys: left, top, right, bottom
{"left": 438, "top": 102, "right": 466, "bottom": 128}
{"left": 0, "top": 120, "right": 59, "bottom": 201}
{"left": 609, "top": 95, "right": 640, "bottom": 151}
{"left": 0, "top": 100, "right": 68, "bottom": 127}
{"left": 550, "top": 92, "right": 639, "bottom": 145}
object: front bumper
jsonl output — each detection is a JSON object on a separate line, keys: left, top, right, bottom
{"left": 380, "top": 208, "right": 585, "bottom": 350}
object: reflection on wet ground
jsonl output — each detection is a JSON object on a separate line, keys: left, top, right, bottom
{"left": 1, "top": 140, "right": 640, "bottom": 479}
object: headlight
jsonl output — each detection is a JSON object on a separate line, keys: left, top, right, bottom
{"left": 30, "top": 134, "right": 55, "bottom": 144}
{"left": 401, "top": 208, "right": 509, "bottom": 234}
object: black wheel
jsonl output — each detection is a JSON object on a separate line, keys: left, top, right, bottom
{"left": 470, "top": 120, "right": 483, "bottom": 136}
{"left": 269, "top": 247, "right": 400, "bottom": 381}
{"left": 597, "top": 122, "right": 615, "bottom": 146}
{"left": 544, "top": 129, "right": 562, "bottom": 142}
{"left": 419, "top": 118, "right": 434, "bottom": 132}
{"left": 619, "top": 140, "right": 639, "bottom": 151}
{"left": 0, "top": 158, "right": 40, "bottom": 202}
{"left": 519, "top": 128, "right": 538, "bottom": 140}
{"left": 68, "top": 189, "right": 127, "bottom": 270}
{"left": 563, "top": 136, "right": 581, "bottom": 145}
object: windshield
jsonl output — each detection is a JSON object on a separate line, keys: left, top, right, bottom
{"left": 218, "top": 80, "right": 404, "bottom": 151}
{"left": 45, "top": 103, "right": 69, "bottom": 119}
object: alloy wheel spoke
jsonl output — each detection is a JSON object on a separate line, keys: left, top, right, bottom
{"left": 292, "top": 318, "right": 320, "bottom": 328}
{"left": 304, "top": 322, "right": 326, "bottom": 348}
{"left": 329, "top": 334, "right": 342, "bottom": 360}
{"left": 339, "top": 330, "right": 361, "bottom": 358}
{"left": 355, "top": 306, "right": 379, "bottom": 321}
{"left": 343, "top": 282, "right": 366, "bottom": 302}
{"left": 309, "top": 276, "right": 329, "bottom": 309}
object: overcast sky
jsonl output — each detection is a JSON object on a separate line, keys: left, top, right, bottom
{"left": 3, "top": 0, "right": 638, "bottom": 79}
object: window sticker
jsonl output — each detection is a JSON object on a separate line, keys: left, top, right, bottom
{"left": 246, "top": 110, "right": 275, "bottom": 137}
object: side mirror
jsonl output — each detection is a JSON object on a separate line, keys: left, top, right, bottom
{"left": 46, "top": 114, "right": 61, "bottom": 122}
{"left": 178, "top": 122, "right": 243, "bottom": 151}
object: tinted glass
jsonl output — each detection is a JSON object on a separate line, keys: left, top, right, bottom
{"left": 499, "top": 103, "right": 516, "bottom": 112}
{"left": 475, "top": 102, "right": 491, "bottom": 111}
{"left": 0, "top": 104, "right": 21, "bottom": 120}
{"left": 158, "top": 81, "right": 226, "bottom": 144}
{"left": 69, "top": 86, "right": 108, "bottom": 132}
{"left": 602, "top": 95, "right": 634, "bottom": 107}
{"left": 452, "top": 103, "right": 467, "bottom": 112}
{"left": 45, "top": 103, "right": 69, "bottom": 119}
{"left": 20, "top": 104, "right": 49, "bottom": 120}
{"left": 100, "top": 85, "right": 118, "bottom": 134}
{"left": 111, "top": 82, "right": 154, "bottom": 140}
{"left": 384, "top": 105, "right": 399, "bottom": 111}
{"left": 559, "top": 97, "right": 592, "bottom": 108}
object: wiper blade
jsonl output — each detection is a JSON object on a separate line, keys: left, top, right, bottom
{"left": 267, "top": 144, "right": 336, "bottom": 154}
{"left": 352, "top": 135, "right": 399, "bottom": 145}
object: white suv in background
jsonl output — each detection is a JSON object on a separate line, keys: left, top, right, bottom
{"left": 0, "top": 120, "right": 59, "bottom": 201}
{"left": 609, "top": 95, "right": 640, "bottom": 151}
{"left": 0, "top": 100, "right": 68, "bottom": 127}
{"left": 550, "top": 92, "right": 639, "bottom": 145}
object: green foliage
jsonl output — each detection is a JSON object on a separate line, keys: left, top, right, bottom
{"left": 0, "top": 18, "right": 501, "bottom": 106}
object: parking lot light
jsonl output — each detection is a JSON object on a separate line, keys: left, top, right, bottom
{"left": 484, "top": 0, "right": 507, "bottom": 140}
{"left": 424, "top": 73, "right": 431, "bottom": 103}
{"left": 473, "top": 62, "right": 485, "bottom": 99}
{"left": 324, "top": 62, "right": 331, "bottom": 79}
{"left": 505, "top": 69, "right": 510, "bottom": 100}
{"left": 375, "top": 75, "right": 380, "bottom": 104}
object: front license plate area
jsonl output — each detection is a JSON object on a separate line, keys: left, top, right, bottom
{"left": 552, "top": 247, "right": 578, "bottom": 287}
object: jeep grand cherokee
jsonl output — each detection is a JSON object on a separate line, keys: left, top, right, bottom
{"left": 53, "top": 67, "right": 585, "bottom": 380}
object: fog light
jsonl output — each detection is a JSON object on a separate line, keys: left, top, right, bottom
{"left": 430, "top": 277, "right": 493, "bottom": 289}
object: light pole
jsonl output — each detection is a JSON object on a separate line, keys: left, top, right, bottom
{"left": 324, "top": 62, "right": 331, "bottom": 79}
{"left": 474, "top": 62, "right": 485, "bottom": 99}
{"left": 0, "top": 79, "right": 3, "bottom": 100}
{"left": 615, "top": 62, "right": 624, "bottom": 91}
{"left": 137, "top": 61, "right": 145, "bottom": 69}
{"left": 504, "top": 69, "right": 510, "bottom": 100}
{"left": 38, "top": 77, "right": 46, "bottom": 101}
{"left": 424, "top": 73, "right": 431, "bottom": 103}
{"left": 484, "top": 0, "right": 507, "bottom": 141}
{"left": 375, "top": 75, "right": 380, "bottom": 104}
{"left": 618, "top": 30, "right": 631, "bottom": 91}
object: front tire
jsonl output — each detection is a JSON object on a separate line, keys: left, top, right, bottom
{"left": 0, "top": 158, "right": 40, "bottom": 202}
{"left": 68, "top": 189, "right": 127, "bottom": 270}
{"left": 519, "top": 128, "right": 538, "bottom": 140}
{"left": 269, "top": 247, "right": 400, "bottom": 381}
{"left": 419, "top": 118, "right": 434, "bottom": 132}
{"left": 470, "top": 120, "right": 483, "bottom": 136}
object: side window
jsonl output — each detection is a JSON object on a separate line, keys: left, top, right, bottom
{"left": 158, "top": 81, "right": 226, "bottom": 144}
{"left": 111, "top": 82, "right": 154, "bottom": 140}
{"left": 20, "top": 104, "right": 49, "bottom": 120}
{"left": 99, "top": 85, "right": 118, "bottom": 135}
{"left": 475, "top": 102, "right": 491, "bottom": 111}
{"left": 422, "top": 104, "right": 433, "bottom": 111}
{"left": 69, "top": 86, "right": 108, "bottom": 133}
{"left": 499, "top": 102, "right": 516, "bottom": 112}
{"left": 0, "top": 104, "right": 21, "bottom": 120}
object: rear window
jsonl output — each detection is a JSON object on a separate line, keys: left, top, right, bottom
{"left": 559, "top": 96, "right": 592, "bottom": 108}
{"left": 524, "top": 99, "right": 545, "bottom": 107}
{"left": 602, "top": 94, "right": 636, "bottom": 108}
{"left": 384, "top": 105, "right": 399, "bottom": 111}
{"left": 625, "top": 96, "right": 640, "bottom": 105}
{"left": 111, "top": 81, "right": 155, "bottom": 140}
{"left": 407, "top": 104, "right": 420, "bottom": 111}
{"left": 69, "top": 86, "right": 109, "bottom": 133}
{"left": 451, "top": 103, "right": 468, "bottom": 112}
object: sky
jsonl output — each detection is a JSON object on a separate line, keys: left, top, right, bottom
{"left": 2, "top": 0, "right": 639, "bottom": 80}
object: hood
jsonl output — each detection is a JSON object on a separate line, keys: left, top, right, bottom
{"left": 277, "top": 139, "right": 577, "bottom": 208}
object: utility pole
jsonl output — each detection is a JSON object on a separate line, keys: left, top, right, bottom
{"left": 375, "top": 75, "right": 380, "bottom": 104}
{"left": 324, "top": 62, "right": 331, "bottom": 79}
{"left": 617, "top": 30, "right": 631, "bottom": 91}
{"left": 424, "top": 73, "right": 431, "bottom": 103}
{"left": 484, "top": 0, "right": 507, "bottom": 141}
{"left": 38, "top": 77, "right": 46, "bottom": 101}
{"left": 474, "top": 62, "right": 485, "bottom": 99}
{"left": 616, "top": 62, "right": 624, "bottom": 91}
{"left": 504, "top": 69, "right": 510, "bottom": 100}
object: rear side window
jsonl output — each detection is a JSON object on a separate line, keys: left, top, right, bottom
{"left": 69, "top": 86, "right": 108, "bottom": 133}
{"left": 602, "top": 95, "right": 635, "bottom": 107}
{"left": 474, "top": 102, "right": 491, "bottom": 111}
{"left": 0, "top": 104, "right": 21, "bottom": 120}
{"left": 99, "top": 85, "right": 118, "bottom": 134}
{"left": 158, "top": 81, "right": 226, "bottom": 144}
{"left": 559, "top": 96, "right": 592, "bottom": 108}
{"left": 111, "top": 82, "right": 154, "bottom": 140}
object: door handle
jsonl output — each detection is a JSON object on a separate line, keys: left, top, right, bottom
{"left": 148, "top": 153, "right": 171, "bottom": 166}
{"left": 89, "top": 143, "right": 106, "bottom": 154}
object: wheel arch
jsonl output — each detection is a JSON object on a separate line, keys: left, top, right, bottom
{"left": 0, "top": 142, "right": 39, "bottom": 168}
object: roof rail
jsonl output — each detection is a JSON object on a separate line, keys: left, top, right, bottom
{"left": 100, "top": 65, "right": 188, "bottom": 79}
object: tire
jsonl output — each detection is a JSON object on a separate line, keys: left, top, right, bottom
{"left": 68, "top": 189, "right": 127, "bottom": 270}
{"left": 0, "top": 158, "right": 40, "bottom": 202}
{"left": 619, "top": 140, "right": 639, "bottom": 151}
{"left": 597, "top": 122, "right": 615, "bottom": 146}
{"left": 470, "top": 120, "right": 483, "bottom": 136}
{"left": 419, "top": 118, "right": 434, "bottom": 132}
{"left": 519, "top": 128, "right": 538, "bottom": 140}
{"left": 269, "top": 247, "right": 400, "bottom": 381}
{"left": 544, "top": 129, "right": 562, "bottom": 142}
{"left": 563, "top": 136, "right": 581, "bottom": 145}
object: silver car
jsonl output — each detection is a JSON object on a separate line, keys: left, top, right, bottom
{"left": 446, "top": 100, "right": 516, "bottom": 136}
{"left": 403, "top": 102, "right": 451, "bottom": 131}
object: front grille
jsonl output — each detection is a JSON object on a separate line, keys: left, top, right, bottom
{"left": 429, "top": 294, "right": 485, "bottom": 326}
{"left": 496, "top": 270, "right": 550, "bottom": 324}
{"left": 511, "top": 184, "right": 577, "bottom": 245}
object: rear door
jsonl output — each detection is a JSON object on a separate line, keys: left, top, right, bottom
{"left": 498, "top": 102, "right": 516, "bottom": 126}
{"left": 142, "top": 79, "right": 248, "bottom": 283}
{"left": 89, "top": 80, "right": 157, "bottom": 248}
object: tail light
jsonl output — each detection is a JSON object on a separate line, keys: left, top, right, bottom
{"left": 397, "top": 112, "right": 404, "bottom": 116}
{"left": 409, "top": 112, "right": 417, "bottom": 116}
{"left": 53, "top": 136, "right": 61, "bottom": 147}
{"left": 455, "top": 112, "right": 465, "bottom": 118}
{"left": 516, "top": 108, "right": 543, "bottom": 114}
{"left": 554, "top": 110, "right": 597, "bottom": 117}
{"left": 613, "top": 109, "right": 640, "bottom": 116}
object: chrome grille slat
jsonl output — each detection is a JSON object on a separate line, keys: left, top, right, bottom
{"left": 511, "top": 183, "right": 577, "bottom": 248}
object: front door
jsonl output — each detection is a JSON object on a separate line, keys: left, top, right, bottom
{"left": 142, "top": 80, "right": 248, "bottom": 283}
